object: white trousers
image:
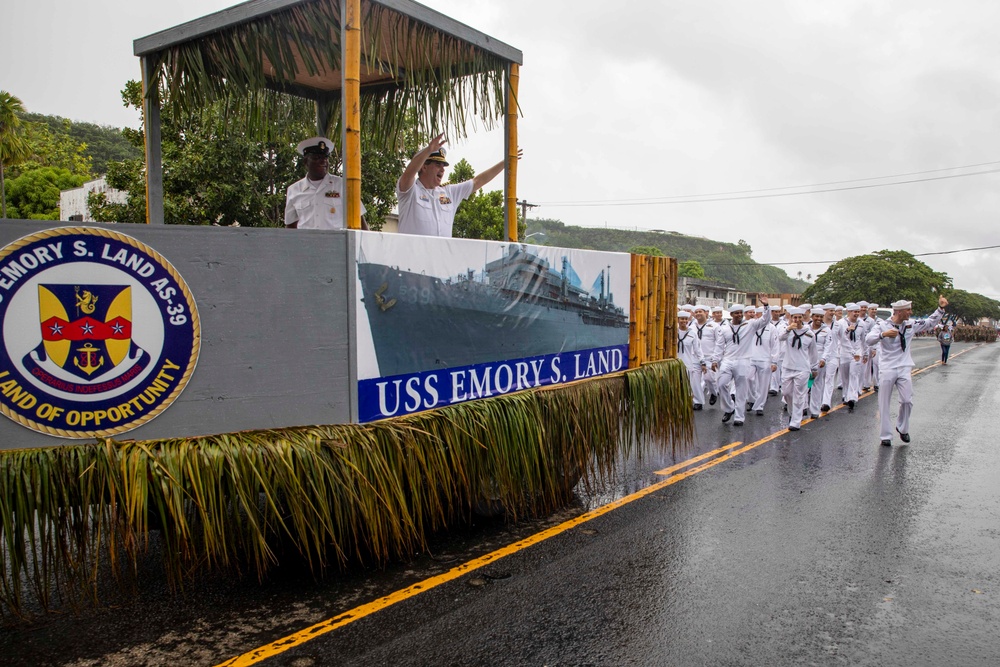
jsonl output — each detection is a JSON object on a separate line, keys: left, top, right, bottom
{"left": 838, "top": 357, "right": 862, "bottom": 403}
{"left": 878, "top": 365, "right": 913, "bottom": 441}
{"left": 749, "top": 361, "right": 772, "bottom": 411}
{"left": 782, "top": 368, "right": 810, "bottom": 428}
{"left": 701, "top": 366, "right": 718, "bottom": 400}
{"left": 769, "top": 362, "right": 782, "bottom": 393}
{"left": 717, "top": 360, "right": 751, "bottom": 422}
{"left": 821, "top": 358, "right": 839, "bottom": 409}
{"left": 685, "top": 364, "right": 706, "bottom": 406}
{"left": 808, "top": 364, "right": 827, "bottom": 416}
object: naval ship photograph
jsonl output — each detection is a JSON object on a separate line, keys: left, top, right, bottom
{"left": 356, "top": 238, "right": 630, "bottom": 379}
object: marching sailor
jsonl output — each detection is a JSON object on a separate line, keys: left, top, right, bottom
{"left": 769, "top": 304, "right": 787, "bottom": 397}
{"left": 866, "top": 302, "right": 884, "bottom": 387}
{"left": 677, "top": 310, "right": 707, "bottom": 410}
{"left": 693, "top": 306, "right": 719, "bottom": 406}
{"left": 832, "top": 303, "right": 864, "bottom": 412}
{"left": 819, "top": 304, "right": 841, "bottom": 413}
{"left": 778, "top": 306, "right": 819, "bottom": 431}
{"left": 711, "top": 299, "right": 771, "bottom": 425}
{"left": 866, "top": 296, "right": 948, "bottom": 446}
{"left": 807, "top": 307, "right": 834, "bottom": 418}
{"left": 748, "top": 306, "right": 779, "bottom": 416}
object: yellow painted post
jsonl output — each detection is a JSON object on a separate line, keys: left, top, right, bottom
{"left": 506, "top": 63, "right": 519, "bottom": 241}
{"left": 343, "top": 0, "right": 362, "bottom": 230}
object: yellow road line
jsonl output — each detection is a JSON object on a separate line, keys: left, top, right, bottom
{"left": 216, "top": 348, "right": 982, "bottom": 666}
{"left": 654, "top": 441, "right": 742, "bottom": 475}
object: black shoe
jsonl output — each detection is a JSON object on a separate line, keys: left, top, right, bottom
{"left": 802, "top": 409, "right": 809, "bottom": 417}
{"left": 782, "top": 404, "right": 788, "bottom": 412}
{"left": 810, "top": 414, "right": 819, "bottom": 419}
{"left": 722, "top": 411, "right": 734, "bottom": 423}
{"left": 734, "top": 420, "right": 744, "bottom": 426}
{"left": 693, "top": 404, "right": 703, "bottom": 411}
{"left": 755, "top": 409, "right": 764, "bottom": 416}
{"left": 709, "top": 393, "right": 718, "bottom": 406}
{"left": 881, "top": 439, "right": 891, "bottom": 446}
{"left": 731, "top": 393, "right": 736, "bottom": 402}
{"left": 768, "top": 389, "right": 778, "bottom": 396}
{"left": 862, "top": 386, "right": 870, "bottom": 392}
{"left": 847, "top": 400, "right": 855, "bottom": 413}
{"left": 821, "top": 404, "right": 830, "bottom": 412}
{"left": 874, "top": 385, "right": 879, "bottom": 391}
{"left": 747, "top": 402, "right": 754, "bottom": 411}
{"left": 789, "top": 425, "right": 800, "bottom": 431}
{"left": 896, "top": 427, "right": 911, "bottom": 443}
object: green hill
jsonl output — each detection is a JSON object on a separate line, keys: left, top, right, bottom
{"left": 526, "top": 219, "right": 809, "bottom": 294}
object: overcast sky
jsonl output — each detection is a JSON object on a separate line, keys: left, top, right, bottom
{"left": 3, "top": 0, "right": 998, "bottom": 299}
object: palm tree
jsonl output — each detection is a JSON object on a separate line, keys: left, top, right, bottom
{"left": 0, "top": 91, "right": 32, "bottom": 219}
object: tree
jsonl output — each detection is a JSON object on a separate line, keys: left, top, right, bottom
{"left": 802, "top": 250, "right": 950, "bottom": 314}
{"left": 0, "top": 91, "right": 32, "bottom": 218}
{"left": 22, "top": 112, "right": 140, "bottom": 175}
{"left": 941, "top": 289, "right": 1000, "bottom": 325}
{"left": 628, "top": 245, "right": 665, "bottom": 256}
{"left": 17, "top": 117, "right": 93, "bottom": 177}
{"left": 90, "top": 80, "right": 422, "bottom": 229}
{"left": 3, "top": 166, "right": 86, "bottom": 219}
{"left": 449, "top": 158, "right": 525, "bottom": 241}
{"left": 678, "top": 259, "right": 706, "bottom": 278}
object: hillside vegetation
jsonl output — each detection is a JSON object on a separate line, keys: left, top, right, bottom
{"left": 527, "top": 218, "right": 809, "bottom": 294}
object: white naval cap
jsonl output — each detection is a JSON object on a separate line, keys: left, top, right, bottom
{"left": 729, "top": 304, "right": 745, "bottom": 314}
{"left": 846, "top": 302, "right": 861, "bottom": 311}
{"left": 857, "top": 300, "right": 869, "bottom": 308}
{"left": 711, "top": 306, "right": 724, "bottom": 313}
{"left": 823, "top": 303, "right": 837, "bottom": 310}
{"left": 745, "top": 306, "right": 757, "bottom": 314}
{"left": 681, "top": 304, "right": 696, "bottom": 312}
{"left": 812, "top": 307, "right": 826, "bottom": 315}
{"left": 868, "top": 302, "right": 879, "bottom": 308}
{"left": 891, "top": 299, "right": 912, "bottom": 310}
{"left": 787, "top": 307, "right": 805, "bottom": 316}
{"left": 296, "top": 136, "right": 334, "bottom": 156}
{"left": 677, "top": 310, "right": 691, "bottom": 318}
{"left": 800, "top": 303, "right": 812, "bottom": 310}
{"left": 693, "top": 304, "right": 708, "bottom": 312}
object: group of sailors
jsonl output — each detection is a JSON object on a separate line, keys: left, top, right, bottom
{"left": 676, "top": 296, "right": 949, "bottom": 445}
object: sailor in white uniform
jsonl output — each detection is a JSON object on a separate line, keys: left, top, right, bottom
{"left": 807, "top": 307, "right": 834, "bottom": 418}
{"left": 778, "top": 307, "right": 819, "bottom": 430}
{"left": 711, "top": 300, "right": 772, "bottom": 425}
{"left": 748, "top": 306, "right": 779, "bottom": 416}
{"left": 819, "top": 305, "right": 841, "bottom": 412}
{"left": 866, "top": 296, "right": 948, "bottom": 445}
{"left": 831, "top": 302, "right": 864, "bottom": 411}
{"left": 677, "top": 310, "right": 707, "bottom": 410}
{"left": 692, "top": 306, "right": 719, "bottom": 406}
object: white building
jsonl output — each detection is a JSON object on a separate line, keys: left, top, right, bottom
{"left": 59, "top": 177, "right": 127, "bottom": 222}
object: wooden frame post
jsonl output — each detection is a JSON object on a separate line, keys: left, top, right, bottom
{"left": 342, "top": 0, "right": 362, "bottom": 230}
{"left": 141, "top": 56, "right": 164, "bottom": 224}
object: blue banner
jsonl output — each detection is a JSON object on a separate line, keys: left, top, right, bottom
{"left": 358, "top": 344, "right": 628, "bottom": 422}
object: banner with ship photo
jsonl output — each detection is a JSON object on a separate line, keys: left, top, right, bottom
{"left": 355, "top": 233, "right": 630, "bottom": 422}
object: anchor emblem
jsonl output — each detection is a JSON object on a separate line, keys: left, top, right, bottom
{"left": 374, "top": 283, "right": 397, "bottom": 312}
{"left": 73, "top": 342, "right": 104, "bottom": 375}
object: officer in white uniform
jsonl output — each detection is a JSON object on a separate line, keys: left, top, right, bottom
{"left": 832, "top": 303, "right": 864, "bottom": 411}
{"left": 693, "top": 306, "right": 720, "bottom": 405}
{"left": 748, "top": 306, "right": 778, "bottom": 416}
{"left": 284, "top": 137, "right": 367, "bottom": 230}
{"left": 396, "top": 133, "right": 511, "bottom": 237}
{"left": 866, "top": 296, "right": 948, "bottom": 445}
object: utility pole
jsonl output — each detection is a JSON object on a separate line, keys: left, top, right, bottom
{"left": 516, "top": 199, "right": 537, "bottom": 234}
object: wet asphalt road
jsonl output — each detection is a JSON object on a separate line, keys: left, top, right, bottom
{"left": 3, "top": 340, "right": 999, "bottom": 666}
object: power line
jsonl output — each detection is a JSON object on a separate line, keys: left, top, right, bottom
{"left": 700, "top": 243, "right": 1000, "bottom": 267}
{"left": 537, "top": 162, "right": 1000, "bottom": 207}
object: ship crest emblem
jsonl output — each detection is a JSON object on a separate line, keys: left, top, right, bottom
{"left": 438, "top": 195, "right": 452, "bottom": 205}
{"left": 0, "top": 226, "right": 201, "bottom": 439}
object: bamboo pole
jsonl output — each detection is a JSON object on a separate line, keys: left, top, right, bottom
{"left": 655, "top": 258, "right": 666, "bottom": 361}
{"left": 505, "top": 63, "right": 519, "bottom": 242}
{"left": 639, "top": 257, "right": 649, "bottom": 365}
{"left": 342, "top": 0, "right": 362, "bottom": 230}
{"left": 629, "top": 253, "right": 639, "bottom": 368}
{"left": 667, "top": 257, "right": 678, "bottom": 359}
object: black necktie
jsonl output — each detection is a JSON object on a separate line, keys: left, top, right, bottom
{"left": 732, "top": 324, "right": 742, "bottom": 344}
{"left": 679, "top": 331, "right": 688, "bottom": 353}
{"left": 755, "top": 329, "right": 765, "bottom": 346}
{"left": 791, "top": 330, "right": 807, "bottom": 349}
{"left": 897, "top": 324, "right": 907, "bottom": 351}
{"left": 697, "top": 323, "right": 705, "bottom": 340}
{"left": 849, "top": 327, "right": 856, "bottom": 341}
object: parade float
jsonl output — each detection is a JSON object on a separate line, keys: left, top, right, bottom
{"left": 0, "top": 0, "right": 690, "bottom": 617}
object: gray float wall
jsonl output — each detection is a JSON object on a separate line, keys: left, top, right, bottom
{"left": 0, "top": 220, "right": 356, "bottom": 450}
